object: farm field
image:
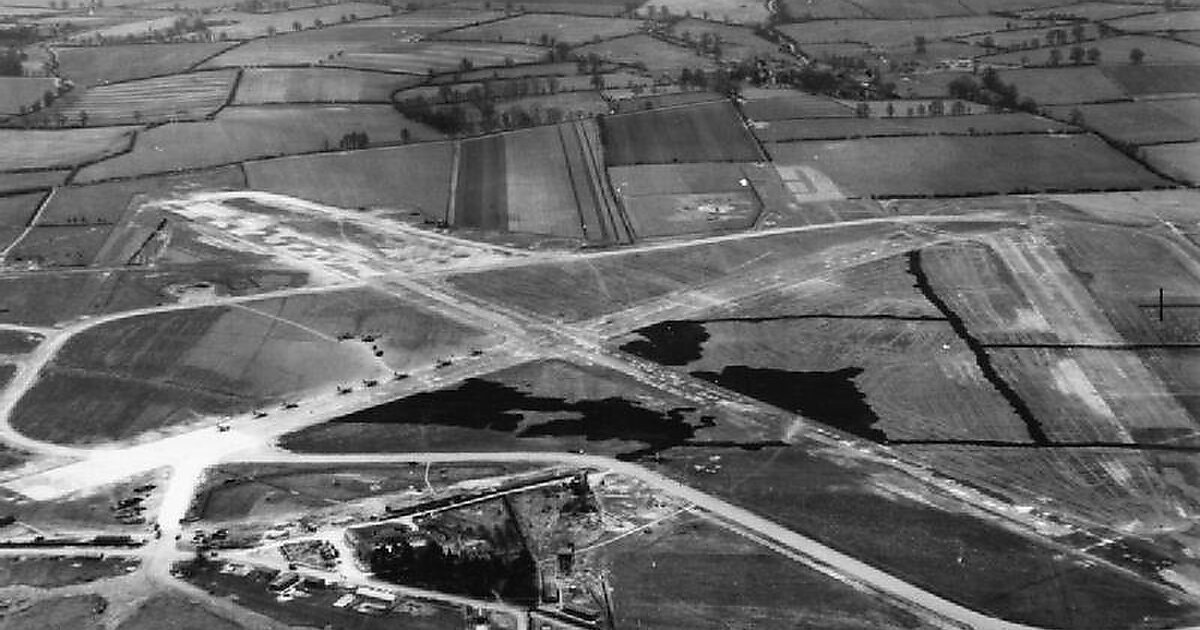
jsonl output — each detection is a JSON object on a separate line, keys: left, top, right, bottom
{"left": 777, "top": 16, "right": 1017, "bottom": 50}
{"left": 0, "top": 127, "right": 133, "bottom": 172}
{"left": 852, "top": 0, "right": 979, "bottom": 18}
{"left": 437, "top": 14, "right": 642, "bottom": 45}
{"left": 0, "top": 329, "right": 42, "bottom": 354}
{"left": 46, "top": 69, "right": 238, "bottom": 126}
{"left": 596, "top": 513, "right": 928, "bottom": 629}
{"left": 4, "top": 225, "right": 116, "bottom": 267}
{"left": 984, "top": 35, "right": 1200, "bottom": 66}
{"left": 1020, "top": 2, "right": 1157, "bottom": 21}
{"left": 741, "top": 90, "right": 855, "bottom": 120}
{"left": 1101, "top": 64, "right": 1200, "bottom": 96}
{"left": 0, "top": 556, "right": 138, "bottom": 587}
{"left": 116, "top": 594, "right": 246, "bottom": 630}
{"left": 208, "top": 2, "right": 392, "bottom": 40}
{"left": 1108, "top": 9, "right": 1200, "bottom": 32}
{"left": 666, "top": 18, "right": 783, "bottom": 60}
{"left": 997, "top": 66, "right": 1129, "bottom": 104}
{"left": 245, "top": 141, "right": 454, "bottom": 220}
{"left": 778, "top": 0, "right": 867, "bottom": 19}
{"left": 601, "top": 100, "right": 762, "bottom": 165}
{"left": 767, "top": 135, "right": 1167, "bottom": 197}
{"left": 1145, "top": 141, "right": 1200, "bottom": 184}
{"left": 336, "top": 41, "right": 547, "bottom": 74}
{"left": 74, "top": 105, "right": 439, "bottom": 183}
{"left": 53, "top": 42, "right": 232, "bottom": 87}
{"left": 0, "top": 76, "right": 57, "bottom": 115}
{"left": 1047, "top": 101, "right": 1200, "bottom": 145}
{"left": 66, "top": 14, "right": 186, "bottom": 43}
{"left": 573, "top": 33, "right": 718, "bottom": 74}
{"left": 607, "top": 89, "right": 724, "bottom": 113}
{"left": 0, "top": 170, "right": 69, "bottom": 194}
{"left": 754, "top": 112, "right": 1073, "bottom": 142}
{"left": 9, "top": 303, "right": 384, "bottom": 444}
{"left": 609, "top": 162, "right": 767, "bottom": 237}
{"left": 0, "top": 595, "right": 107, "bottom": 630}
{"left": 232, "top": 67, "right": 422, "bottom": 104}
{"left": 633, "top": 0, "right": 770, "bottom": 23}
{"left": 0, "top": 191, "right": 44, "bottom": 228}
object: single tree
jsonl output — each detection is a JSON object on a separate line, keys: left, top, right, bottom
{"left": 914, "top": 35, "right": 927, "bottom": 54}
{"left": 1048, "top": 48, "right": 1062, "bottom": 66}
{"left": 1069, "top": 45, "right": 1085, "bottom": 65}
{"left": 1129, "top": 47, "right": 1145, "bottom": 64}
{"left": 1086, "top": 47, "right": 1100, "bottom": 63}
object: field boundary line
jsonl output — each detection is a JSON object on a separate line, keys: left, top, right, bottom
{"left": 555, "top": 123, "right": 592, "bottom": 240}
{"left": 446, "top": 140, "right": 460, "bottom": 226}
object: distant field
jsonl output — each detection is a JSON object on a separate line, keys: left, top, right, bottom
{"left": 1047, "top": 101, "right": 1199, "bottom": 145}
{"left": 666, "top": 18, "right": 783, "bottom": 60}
{"left": 118, "top": 594, "right": 244, "bottom": 630}
{"left": 208, "top": 2, "right": 391, "bottom": 39}
{"left": 1145, "top": 142, "right": 1200, "bottom": 184}
{"left": 754, "top": 112, "right": 1071, "bottom": 142}
{"left": 633, "top": 0, "right": 770, "bottom": 23}
{"left": 983, "top": 34, "right": 1200, "bottom": 66}
{"left": 53, "top": 42, "right": 232, "bottom": 87}
{"left": 0, "top": 329, "right": 42, "bottom": 354}
{"left": 778, "top": 16, "right": 1017, "bottom": 49}
{"left": 601, "top": 100, "right": 762, "bottom": 165}
{"left": 1108, "top": 9, "right": 1200, "bottom": 32}
{"left": 246, "top": 141, "right": 454, "bottom": 219}
{"left": 0, "top": 77, "right": 57, "bottom": 115}
{"left": 0, "top": 127, "right": 132, "bottom": 172}
{"left": 997, "top": 67, "right": 1128, "bottom": 104}
{"left": 1020, "top": 2, "right": 1156, "bottom": 21}
{"left": 1101, "top": 65, "right": 1200, "bottom": 96}
{"left": 767, "top": 135, "right": 1167, "bottom": 196}
{"left": 742, "top": 91, "right": 854, "bottom": 120}
{"left": 608, "top": 89, "right": 725, "bottom": 113}
{"left": 233, "top": 67, "right": 421, "bottom": 104}
{"left": 573, "top": 34, "right": 718, "bottom": 74}
{"left": 48, "top": 70, "right": 238, "bottom": 126}
{"left": 855, "top": 0, "right": 976, "bottom": 18}
{"left": 67, "top": 14, "right": 185, "bottom": 43}
{"left": 438, "top": 14, "right": 642, "bottom": 45}
{"left": 778, "top": 0, "right": 867, "bottom": 19}
{"left": 609, "top": 162, "right": 764, "bottom": 237}
{"left": 75, "top": 105, "right": 438, "bottom": 183}
{"left": 10, "top": 303, "right": 383, "bottom": 444}
{"left": 4, "top": 225, "right": 114, "bottom": 267}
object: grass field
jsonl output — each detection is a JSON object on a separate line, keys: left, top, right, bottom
{"left": 0, "top": 556, "right": 138, "bottom": 588}
{"left": 754, "top": 112, "right": 1072, "bottom": 142}
{"left": 438, "top": 13, "right": 642, "bottom": 45}
{"left": 666, "top": 18, "right": 783, "bottom": 60}
{"left": 0, "top": 595, "right": 106, "bottom": 630}
{"left": 608, "top": 89, "right": 725, "bottom": 113}
{"left": 1021, "top": 1, "right": 1156, "bottom": 21}
{"left": 0, "top": 330, "right": 42, "bottom": 354}
{"left": 281, "top": 357, "right": 757, "bottom": 457}
{"left": 208, "top": 2, "right": 391, "bottom": 40}
{"left": 656, "top": 445, "right": 1200, "bottom": 629}
{"left": 602, "top": 100, "right": 762, "bottom": 165}
{"left": 0, "top": 170, "right": 69, "bottom": 194}
{"left": 1108, "top": 9, "right": 1200, "bottom": 32}
{"left": 1047, "top": 101, "right": 1200, "bottom": 145}
{"left": 53, "top": 42, "right": 232, "bottom": 87}
{"left": 117, "top": 594, "right": 244, "bottom": 630}
{"left": 635, "top": 0, "right": 770, "bottom": 23}
{"left": 0, "top": 191, "right": 44, "bottom": 228}
{"left": 778, "top": 16, "right": 1016, "bottom": 49}
{"left": 66, "top": 14, "right": 187, "bottom": 43}
{"left": 997, "top": 66, "right": 1128, "bottom": 105}
{"left": 1101, "top": 64, "right": 1200, "bottom": 95}
{"left": 11, "top": 303, "right": 383, "bottom": 444}
{"left": 609, "top": 162, "right": 764, "bottom": 237}
{"left": 598, "top": 513, "right": 927, "bottom": 629}
{"left": 75, "top": 105, "right": 439, "bottom": 183}
{"left": 778, "top": 0, "right": 867, "bottom": 19}
{"left": 767, "top": 135, "right": 1166, "bottom": 196}
{"left": 741, "top": 91, "right": 855, "bottom": 120}
{"left": 0, "top": 127, "right": 132, "bottom": 171}
{"left": 573, "top": 33, "right": 718, "bottom": 74}
{"left": 455, "top": 133, "right": 507, "bottom": 231}
{"left": 233, "top": 67, "right": 422, "bottom": 104}
{"left": 246, "top": 141, "right": 454, "bottom": 219}
{"left": 1145, "top": 141, "right": 1200, "bottom": 184}
{"left": 5, "top": 226, "right": 115, "bottom": 267}
{"left": 48, "top": 69, "right": 238, "bottom": 126}
{"left": 0, "top": 76, "right": 57, "bottom": 115}
{"left": 984, "top": 34, "right": 1200, "bottom": 66}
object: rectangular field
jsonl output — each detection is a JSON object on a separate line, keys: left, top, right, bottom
{"left": 437, "top": 14, "right": 642, "bottom": 45}
{"left": 233, "top": 67, "right": 422, "bottom": 104}
{"left": 502, "top": 125, "right": 584, "bottom": 238}
{"left": 996, "top": 67, "right": 1129, "bottom": 105}
{"left": 1046, "top": 101, "right": 1200, "bottom": 145}
{"left": 778, "top": 0, "right": 867, "bottom": 19}
{"left": 609, "top": 162, "right": 763, "bottom": 237}
{"left": 1145, "top": 142, "right": 1200, "bottom": 185}
{"left": 53, "top": 42, "right": 232, "bottom": 87}
{"left": 48, "top": 69, "right": 238, "bottom": 126}
{"left": 778, "top": 16, "right": 1017, "bottom": 49}
{"left": 601, "top": 100, "right": 762, "bottom": 166}
{"left": 741, "top": 91, "right": 856, "bottom": 120}
{"left": 454, "top": 133, "right": 507, "bottom": 231}
{"left": 0, "top": 127, "right": 133, "bottom": 171}
{"left": 666, "top": 18, "right": 783, "bottom": 60}
{"left": 767, "top": 135, "right": 1167, "bottom": 196}
{"left": 0, "top": 171, "right": 69, "bottom": 194}
{"left": 573, "top": 34, "right": 718, "bottom": 74}
{"left": 984, "top": 35, "right": 1200, "bottom": 66}
{"left": 208, "top": 2, "right": 391, "bottom": 39}
{"left": 1102, "top": 65, "right": 1200, "bottom": 96}
{"left": 75, "top": 105, "right": 440, "bottom": 183}
{"left": 754, "top": 112, "right": 1072, "bottom": 142}
{"left": 245, "top": 142, "right": 454, "bottom": 220}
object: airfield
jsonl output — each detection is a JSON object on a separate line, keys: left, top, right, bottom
{"left": 0, "top": 0, "right": 1199, "bottom": 627}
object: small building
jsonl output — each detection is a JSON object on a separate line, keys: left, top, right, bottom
{"left": 268, "top": 571, "right": 301, "bottom": 592}
{"left": 355, "top": 585, "right": 397, "bottom": 605}
{"left": 331, "top": 593, "right": 355, "bottom": 608}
